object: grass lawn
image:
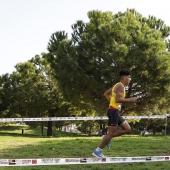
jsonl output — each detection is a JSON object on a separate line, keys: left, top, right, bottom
{"left": 0, "top": 124, "right": 170, "bottom": 170}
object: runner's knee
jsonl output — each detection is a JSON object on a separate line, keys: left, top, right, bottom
{"left": 125, "top": 126, "right": 131, "bottom": 133}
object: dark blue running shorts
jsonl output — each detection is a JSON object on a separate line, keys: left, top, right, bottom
{"left": 107, "top": 109, "right": 125, "bottom": 126}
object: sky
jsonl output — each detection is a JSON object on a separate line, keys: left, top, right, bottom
{"left": 0, "top": 0, "right": 170, "bottom": 75}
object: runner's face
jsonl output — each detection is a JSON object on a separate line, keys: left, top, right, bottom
{"left": 125, "top": 75, "right": 131, "bottom": 85}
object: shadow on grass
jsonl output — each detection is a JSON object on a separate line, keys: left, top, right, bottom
{"left": 0, "top": 124, "right": 88, "bottom": 138}
{"left": 0, "top": 131, "right": 88, "bottom": 138}
{"left": 0, "top": 132, "right": 43, "bottom": 138}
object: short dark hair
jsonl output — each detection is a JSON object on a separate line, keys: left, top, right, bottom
{"left": 119, "top": 69, "right": 131, "bottom": 77}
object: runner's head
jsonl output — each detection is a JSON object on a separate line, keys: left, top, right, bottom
{"left": 119, "top": 69, "right": 131, "bottom": 86}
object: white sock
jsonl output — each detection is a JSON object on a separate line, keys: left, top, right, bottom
{"left": 96, "top": 147, "right": 102, "bottom": 151}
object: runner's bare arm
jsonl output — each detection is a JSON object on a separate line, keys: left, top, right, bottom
{"left": 115, "top": 84, "right": 137, "bottom": 103}
{"left": 104, "top": 87, "right": 112, "bottom": 102}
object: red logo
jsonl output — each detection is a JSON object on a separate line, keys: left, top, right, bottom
{"left": 32, "top": 160, "right": 37, "bottom": 164}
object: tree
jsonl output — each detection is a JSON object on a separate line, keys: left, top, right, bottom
{"left": 129, "top": 118, "right": 166, "bottom": 135}
{"left": 46, "top": 9, "right": 170, "bottom": 117}
{"left": 0, "top": 55, "right": 76, "bottom": 136}
{"left": 0, "top": 74, "right": 14, "bottom": 118}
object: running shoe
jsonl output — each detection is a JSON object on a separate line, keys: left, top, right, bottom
{"left": 92, "top": 149, "right": 106, "bottom": 158}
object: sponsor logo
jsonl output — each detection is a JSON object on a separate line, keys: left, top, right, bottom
{"left": 146, "top": 157, "right": 152, "bottom": 161}
{"left": 122, "top": 158, "right": 127, "bottom": 161}
{"left": 15, "top": 118, "right": 18, "bottom": 121}
{"left": 110, "top": 158, "right": 122, "bottom": 161}
{"left": 91, "top": 158, "right": 101, "bottom": 162}
{"left": 155, "top": 157, "right": 164, "bottom": 161}
{"left": 8, "top": 159, "right": 16, "bottom": 165}
{"left": 80, "top": 158, "right": 87, "bottom": 163}
{"left": 132, "top": 158, "right": 146, "bottom": 161}
{"left": 0, "top": 159, "right": 8, "bottom": 164}
{"left": 110, "top": 158, "right": 127, "bottom": 162}
{"left": 22, "top": 160, "right": 32, "bottom": 164}
{"left": 65, "top": 159, "right": 80, "bottom": 162}
{"left": 68, "top": 117, "right": 73, "bottom": 119}
{"left": 81, "top": 158, "right": 104, "bottom": 163}
{"left": 42, "top": 118, "right": 49, "bottom": 120}
{"left": 41, "top": 158, "right": 53, "bottom": 163}
{"left": 165, "top": 157, "right": 169, "bottom": 160}
{"left": 32, "top": 160, "right": 37, "bottom": 164}
{"left": 54, "top": 159, "right": 60, "bottom": 163}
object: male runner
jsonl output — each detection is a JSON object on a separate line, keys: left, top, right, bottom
{"left": 92, "top": 69, "right": 137, "bottom": 158}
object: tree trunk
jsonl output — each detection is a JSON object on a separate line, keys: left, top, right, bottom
{"left": 99, "top": 123, "right": 102, "bottom": 130}
{"left": 88, "top": 125, "right": 92, "bottom": 136}
{"left": 84, "top": 123, "right": 87, "bottom": 134}
{"left": 47, "top": 108, "right": 58, "bottom": 136}
{"left": 41, "top": 124, "right": 44, "bottom": 136}
{"left": 153, "top": 128, "right": 156, "bottom": 135}
{"left": 102, "top": 122, "right": 106, "bottom": 135}
{"left": 47, "top": 121, "right": 53, "bottom": 136}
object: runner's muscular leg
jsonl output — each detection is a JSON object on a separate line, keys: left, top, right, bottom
{"left": 112, "top": 121, "right": 131, "bottom": 138}
{"left": 99, "top": 126, "right": 117, "bottom": 149}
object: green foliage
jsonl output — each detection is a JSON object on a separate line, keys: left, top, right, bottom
{"left": 6, "top": 55, "right": 63, "bottom": 118}
{"left": 0, "top": 74, "right": 13, "bottom": 117}
{"left": 76, "top": 120, "right": 101, "bottom": 135}
{"left": 47, "top": 9, "right": 170, "bottom": 116}
{"left": 0, "top": 54, "right": 99, "bottom": 136}
{"left": 129, "top": 118, "right": 166, "bottom": 135}
{"left": 0, "top": 55, "right": 80, "bottom": 136}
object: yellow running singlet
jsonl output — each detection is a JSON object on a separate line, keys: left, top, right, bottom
{"left": 109, "top": 82, "right": 126, "bottom": 110}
